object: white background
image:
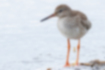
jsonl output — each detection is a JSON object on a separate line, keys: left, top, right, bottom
{"left": 0, "top": 0, "right": 105, "bottom": 70}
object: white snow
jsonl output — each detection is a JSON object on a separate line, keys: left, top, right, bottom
{"left": 0, "top": 0, "right": 105, "bottom": 70}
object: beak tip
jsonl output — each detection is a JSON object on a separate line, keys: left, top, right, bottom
{"left": 40, "top": 18, "right": 47, "bottom": 22}
{"left": 40, "top": 20, "right": 44, "bottom": 22}
{"left": 40, "top": 20, "right": 42, "bottom": 22}
{"left": 40, "top": 13, "right": 55, "bottom": 22}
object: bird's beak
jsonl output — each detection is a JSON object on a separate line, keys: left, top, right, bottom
{"left": 41, "top": 13, "right": 56, "bottom": 22}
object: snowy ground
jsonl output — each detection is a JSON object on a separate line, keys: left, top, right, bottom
{"left": 0, "top": 0, "right": 105, "bottom": 70}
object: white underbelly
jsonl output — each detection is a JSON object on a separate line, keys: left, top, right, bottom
{"left": 57, "top": 18, "right": 87, "bottom": 39}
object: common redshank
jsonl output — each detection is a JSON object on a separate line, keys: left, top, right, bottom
{"left": 41, "top": 4, "right": 91, "bottom": 67}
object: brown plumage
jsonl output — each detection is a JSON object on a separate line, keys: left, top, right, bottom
{"left": 41, "top": 4, "right": 91, "bottom": 67}
{"left": 55, "top": 4, "right": 91, "bottom": 30}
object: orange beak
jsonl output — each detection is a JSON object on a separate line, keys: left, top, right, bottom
{"left": 41, "top": 13, "right": 56, "bottom": 22}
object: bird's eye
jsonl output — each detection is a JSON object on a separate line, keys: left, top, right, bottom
{"left": 59, "top": 9, "right": 63, "bottom": 13}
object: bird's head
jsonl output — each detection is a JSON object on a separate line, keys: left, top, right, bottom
{"left": 41, "top": 4, "right": 72, "bottom": 22}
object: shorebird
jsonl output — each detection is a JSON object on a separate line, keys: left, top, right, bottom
{"left": 41, "top": 4, "right": 91, "bottom": 67}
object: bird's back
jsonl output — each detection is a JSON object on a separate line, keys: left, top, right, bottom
{"left": 71, "top": 10, "right": 87, "bottom": 20}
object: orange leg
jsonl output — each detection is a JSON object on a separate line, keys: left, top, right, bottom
{"left": 64, "top": 39, "right": 71, "bottom": 67}
{"left": 76, "top": 40, "right": 80, "bottom": 66}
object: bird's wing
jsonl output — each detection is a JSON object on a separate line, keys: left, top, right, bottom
{"left": 72, "top": 10, "right": 91, "bottom": 30}
{"left": 81, "top": 20, "right": 91, "bottom": 30}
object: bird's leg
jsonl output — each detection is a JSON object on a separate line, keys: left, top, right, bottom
{"left": 75, "top": 39, "right": 80, "bottom": 66}
{"left": 64, "top": 39, "right": 71, "bottom": 67}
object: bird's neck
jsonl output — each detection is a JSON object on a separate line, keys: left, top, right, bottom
{"left": 58, "top": 14, "right": 72, "bottom": 19}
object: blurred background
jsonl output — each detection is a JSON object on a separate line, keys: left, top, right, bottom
{"left": 0, "top": 0, "right": 105, "bottom": 70}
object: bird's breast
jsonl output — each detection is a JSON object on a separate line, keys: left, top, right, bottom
{"left": 57, "top": 17, "right": 77, "bottom": 32}
{"left": 57, "top": 17, "right": 87, "bottom": 39}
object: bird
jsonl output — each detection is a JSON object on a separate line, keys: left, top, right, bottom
{"left": 41, "top": 4, "right": 91, "bottom": 67}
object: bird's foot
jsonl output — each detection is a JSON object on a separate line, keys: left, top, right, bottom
{"left": 64, "top": 62, "right": 71, "bottom": 67}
